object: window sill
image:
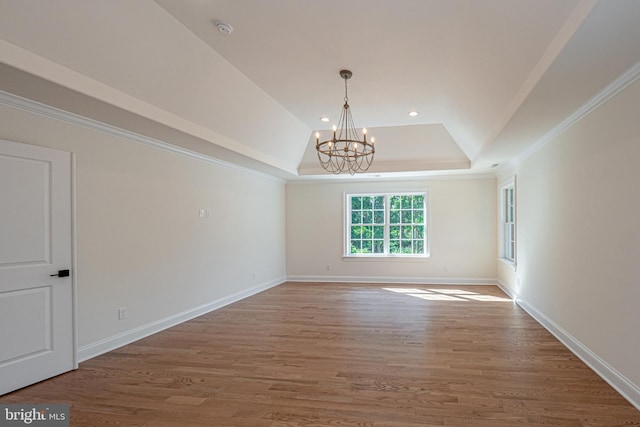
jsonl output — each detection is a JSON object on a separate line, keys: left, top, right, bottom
{"left": 343, "top": 255, "right": 431, "bottom": 262}
{"left": 498, "top": 257, "right": 516, "bottom": 269}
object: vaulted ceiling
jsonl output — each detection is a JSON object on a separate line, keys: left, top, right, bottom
{"left": 1, "top": 0, "right": 639, "bottom": 180}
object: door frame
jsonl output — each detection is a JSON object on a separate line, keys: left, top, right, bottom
{"left": 70, "top": 150, "right": 78, "bottom": 370}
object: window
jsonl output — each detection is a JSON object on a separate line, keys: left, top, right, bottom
{"left": 500, "top": 178, "right": 516, "bottom": 264}
{"left": 346, "top": 193, "right": 428, "bottom": 257}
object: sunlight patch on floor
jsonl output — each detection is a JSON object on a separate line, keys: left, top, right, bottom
{"left": 383, "top": 287, "right": 511, "bottom": 302}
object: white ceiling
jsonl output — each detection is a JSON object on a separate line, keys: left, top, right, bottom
{"left": 1, "top": 0, "right": 639, "bottom": 179}
{"left": 154, "top": 0, "right": 583, "bottom": 175}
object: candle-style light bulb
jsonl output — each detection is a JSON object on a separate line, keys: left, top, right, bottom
{"left": 315, "top": 131, "right": 320, "bottom": 141}
{"left": 362, "top": 128, "right": 367, "bottom": 142}
{"left": 371, "top": 137, "right": 375, "bottom": 145}
{"left": 332, "top": 125, "right": 337, "bottom": 140}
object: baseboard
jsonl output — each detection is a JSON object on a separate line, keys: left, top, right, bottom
{"left": 517, "top": 299, "right": 640, "bottom": 411}
{"left": 78, "top": 277, "right": 285, "bottom": 362}
{"left": 286, "top": 275, "right": 498, "bottom": 285}
{"left": 495, "top": 279, "right": 518, "bottom": 300}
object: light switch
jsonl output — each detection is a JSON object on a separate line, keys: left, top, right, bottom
{"left": 199, "top": 209, "right": 205, "bottom": 218}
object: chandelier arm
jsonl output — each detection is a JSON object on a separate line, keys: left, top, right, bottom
{"left": 346, "top": 107, "right": 359, "bottom": 146}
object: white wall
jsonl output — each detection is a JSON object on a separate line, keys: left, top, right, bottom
{"left": 286, "top": 178, "right": 497, "bottom": 283}
{"left": 497, "top": 79, "right": 640, "bottom": 402}
{"left": 0, "top": 102, "right": 287, "bottom": 358}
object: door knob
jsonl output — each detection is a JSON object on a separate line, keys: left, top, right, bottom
{"left": 50, "top": 269, "right": 70, "bottom": 277}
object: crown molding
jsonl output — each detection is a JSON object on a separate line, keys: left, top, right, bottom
{"left": 513, "top": 61, "right": 640, "bottom": 166}
{"left": 0, "top": 90, "right": 286, "bottom": 182}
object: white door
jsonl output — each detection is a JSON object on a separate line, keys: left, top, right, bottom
{"left": 0, "top": 139, "right": 75, "bottom": 395}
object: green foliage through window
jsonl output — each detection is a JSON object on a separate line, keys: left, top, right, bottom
{"left": 347, "top": 193, "right": 427, "bottom": 256}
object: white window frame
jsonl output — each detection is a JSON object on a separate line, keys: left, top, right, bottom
{"left": 499, "top": 176, "right": 516, "bottom": 267}
{"left": 344, "top": 192, "right": 429, "bottom": 258}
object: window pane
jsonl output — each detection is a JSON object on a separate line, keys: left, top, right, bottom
{"left": 351, "top": 211, "right": 361, "bottom": 224}
{"left": 390, "top": 196, "right": 401, "bottom": 209}
{"left": 506, "top": 223, "right": 515, "bottom": 260}
{"left": 413, "top": 226, "right": 424, "bottom": 239}
{"left": 351, "top": 196, "right": 362, "bottom": 210}
{"left": 362, "top": 240, "right": 372, "bottom": 253}
{"left": 413, "top": 195, "right": 424, "bottom": 206}
{"left": 401, "top": 240, "right": 413, "bottom": 253}
{"left": 351, "top": 226, "right": 362, "bottom": 239}
{"left": 363, "top": 197, "right": 373, "bottom": 209}
{"left": 502, "top": 184, "right": 516, "bottom": 261}
{"left": 413, "top": 209, "right": 424, "bottom": 223}
{"left": 390, "top": 225, "right": 400, "bottom": 239}
{"left": 415, "top": 240, "right": 424, "bottom": 254}
{"left": 350, "top": 240, "right": 361, "bottom": 253}
{"left": 362, "top": 211, "right": 372, "bottom": 224}
{"left": 390, "top": 210, "right": 400, "bottom": 224}
{"left": 504, "top": 192, "right": 509, "bottom": 218}
{"left": 363, "top": 226, "right": 372, "bottom": 239}
{"left": 402, "top": 210, "right": 412, "bottom": 223}
{"left": 401, "top": 196, "right": 412, "bottom": 209}
{"left": 402, "top": 226, "right": 412, "bottom": 239}
{"left": 373, "top": 210, "right": 384, "bottom": 224}
{"left": 374, "top": 196, "right": 384, "bottom": 209}
{"left": 374, "top": 240, "right": 384, "bottom": 253}
{"left": 390, "top": 240, "right": 400, "bottom": 254}
{"left": 373, "top": 226, "right": 384, "bottom": 239}
{"left": 505, "top": 188, "right": 515, "bottom": 221}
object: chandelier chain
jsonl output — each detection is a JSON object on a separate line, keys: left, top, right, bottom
{"left": 344, "top": 76, "right": 349, "bottom": 103}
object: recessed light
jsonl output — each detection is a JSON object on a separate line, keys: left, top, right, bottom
{"left": 320, "top": 116, "right": 330, "bottom": 122}
{"left": 409, "top": 111, "right": 419, "bottom": 117}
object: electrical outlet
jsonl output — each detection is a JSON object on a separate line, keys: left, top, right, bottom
{"left": 206, "top": 209, "right": 212, "bottom": 218}
{"left": 118, "top": 307, "right": 127, "bottom": 320}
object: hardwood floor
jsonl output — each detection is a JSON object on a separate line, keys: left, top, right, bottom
{"left": 2, "top": 282, "right": 639, "bottom": 426}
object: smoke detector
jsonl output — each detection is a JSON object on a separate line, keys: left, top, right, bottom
{"left": 215, "top": 21, "right": 234, "bottom": 36}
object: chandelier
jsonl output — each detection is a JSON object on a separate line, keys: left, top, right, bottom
{"left": 316, "top": 70, "right": 375, "bottom": 174}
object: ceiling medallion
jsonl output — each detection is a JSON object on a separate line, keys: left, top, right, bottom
{"left": 315, "top": 70, "right": 375, "bottom": 174}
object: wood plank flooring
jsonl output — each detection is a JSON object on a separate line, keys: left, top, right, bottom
{"left": 2, "top": 282, "right": 639, "bottom": 426}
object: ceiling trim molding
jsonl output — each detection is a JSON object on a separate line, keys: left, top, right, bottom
{"left": 0, "top": 90, "right": 285, "bottom": 182}
{"left": 512, "top": 60, "right": 640, "bottom": 166}
{"left": 287, "top": 173, "right": 497, "bottom": 185}
{"left": 472, "top": 0, "right": 599, "bottom": 166}
{"left": 0, "top": 39, "right": 298, "bottom": 176}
